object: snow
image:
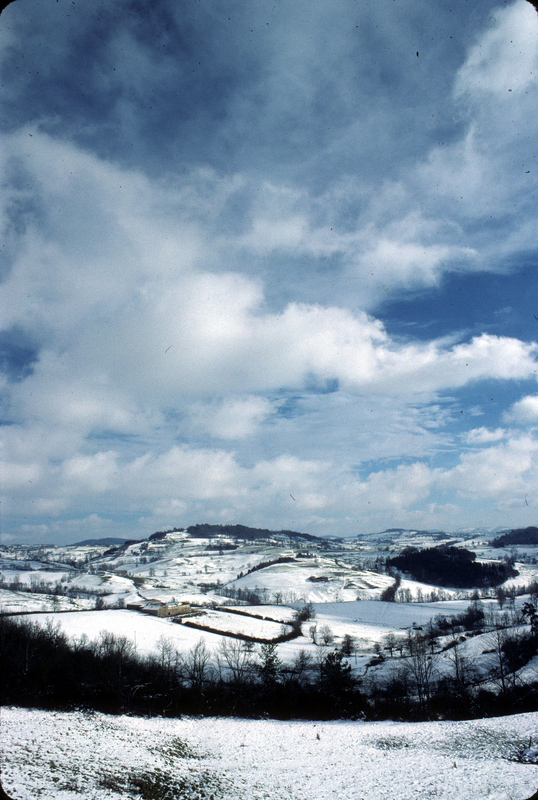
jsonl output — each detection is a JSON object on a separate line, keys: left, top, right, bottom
{"left": 21, "top": 609, "right": 229, "bottom": 656}
{"left": 1, "top": 707, "right": 537, "bottom": 800}
{"left": 17, "top": 601, "right": 432, "bottom": 667}
{"left": 231, "top": 560, "right": 390, "bottom": 603}
{"left": 335, "top": 597, "right": 526, "bottom": 625}
{"left": 2, "top": 533, "right": 538, "bottom": 798}
{"left": 17, "top": 595, "right": 533, "bottom": 686}
{"left": 0, "top": 588, "right": 97, "bottom": 614}
{"left": 185, "top": 609, "right": 291, "bottom": 639}
{"left": 225, "top": 604, "right": 297, "bottom": 623}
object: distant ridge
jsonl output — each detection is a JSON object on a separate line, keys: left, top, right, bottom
{"left": 381, "top": 528, "right": 447, "bottom": 535}
{"left": 187, "top": 523, "right": 319, "bottom": 542}
{"left": 147, "top": 523, "right": 320, "bottom": 543}
{"left": 358, "top": 528, "right": 450, "bottom": 540}
{"left": 491, "top": 526, "right": 538, "bottom": 548}
{"left": 71, "top": 537, "right": 142, "bottom": 546}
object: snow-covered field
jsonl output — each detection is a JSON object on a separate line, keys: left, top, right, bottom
{"left": 15, "top": 600, "right": 459, "bottom": 667}
{"left": 22, "top": 609, "right": 227, "bottom": 657}
{"left": 0, "top": 588, "right": 98, "bottom": 614}
{"left": 184, "top": 608, "right": 291, "bottom": 639}
{"left": 1, "top": 707, "right": 537, "bottom": 800}
{"left": 15, "top": 595, "right": 532, "bottom": 678}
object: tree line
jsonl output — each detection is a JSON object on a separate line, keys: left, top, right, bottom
{"left": 386, "top": 546, "right": 518, "bottom": 588}
{"left": 0, "top": 613, "right": 361, "bottom": 719}
{"left": 2, "top": 602, "right": 538, "bottom": 722}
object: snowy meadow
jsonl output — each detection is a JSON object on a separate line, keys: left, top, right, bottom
{"left": 2, "top": 707, "right": 538, "bottom": 800}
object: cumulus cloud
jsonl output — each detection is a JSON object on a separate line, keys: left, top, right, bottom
{"left": 505, "top": 395, "right": 538, "bottom": 424}
{"left": 438, "top": 434, "right": 538, "bottom": 497}
{"left": 2, "top": 0, "right": 538, "bottom": 542}
{"left": 186, "top": 396, "right": 276, "bottom": 440}
{"left": 455, "top": 1, "right": 538, "bottom": 97}
{"left": 464, "top": 427, "right": 506, "bottom": 444}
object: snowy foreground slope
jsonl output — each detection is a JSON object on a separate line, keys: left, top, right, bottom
{"left": 2, "top": 707, "right": 537, "bottom": 800}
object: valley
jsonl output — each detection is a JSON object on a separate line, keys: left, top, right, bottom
{"left": 2, "top": 524, "right": 538, "bottom": 799}
{"left": 2, "top": 524, "right": 538, "bottom": 706}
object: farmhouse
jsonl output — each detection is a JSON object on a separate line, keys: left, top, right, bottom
{"left": 127, "top": 600, "right": 191, "bottom": 618}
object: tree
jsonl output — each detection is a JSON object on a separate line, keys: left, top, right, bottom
{"left": 387, "top": 545, "right": 518, "bottom": 588}
{"left": 341, "top": 633, "right": 357, "bottom": 659}
{"left": 257, "top": 643, "right": 282, "bottom": 689}
{"left": 523, "top": 602, "right": 538, "bottom": 636}
{"left": 383, "top": 632, "right": 398, "bottom": 658}
{"left": 217, "top": 638, "right": 255, "bottom": 687}
{"left": 399, "top": 587, "right": 412, "bottom": 603}
{"left": 487, "top": 619, "right": 512, "bottom": 699}
{"left": 318, "top": 649, "right": 357, "bottom": 713}
{"left": 404, "top": 631, "right": 437, "bottom": 717}
{"left": 290, "top": 649, "right": 313, "bottom": 688}
{"left": 184, "top": 639, "right": 212, "bottom": 695}
{"left": 295, "top": 603, "right": 315, "bottom": 623}
{"left": 319, "top": 625, "right": 334, "bottom": 646}
{"left": 380, "top": 572, "right": 401, "bottom": 602}
{"left": 156, "top": 635, "right": 177, "bottom": 676}
{"left": 321, "top": 649, "right": 352, "bottom": 687}
{"left": 444, "top": 635, "right": 477, "bottom": 702}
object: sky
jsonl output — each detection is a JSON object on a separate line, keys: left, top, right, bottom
{"left": 1, "top": 0, "right": 538, "bottom": 545}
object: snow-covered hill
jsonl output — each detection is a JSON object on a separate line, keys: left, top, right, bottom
{"left": 2, "top": 706, "right": 537, "bottom": 800}
{"left": 4, "top": 524, "right": 535, "bottom": 613}
{"left": 2, "top": 525, "right": 538, "bottom": 697}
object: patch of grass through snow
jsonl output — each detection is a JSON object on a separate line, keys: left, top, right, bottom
{"left": 368, "top": 735, "right": 411, "bottom": 750}
{"left": 98, "top": 766, "right": 225, "bottom": 799}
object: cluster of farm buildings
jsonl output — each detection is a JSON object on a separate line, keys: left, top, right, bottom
{"left": 126, "top": 600, "right": 191, "bottom": 618}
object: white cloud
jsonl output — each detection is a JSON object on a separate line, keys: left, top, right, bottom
{"left": 3, "top": 1, "right": 538, "bottom": 544}
{"left": 438, "top": 434, "right": 538, "bottom": 497}
{"left": 123, "top": 446, "right": 248, "bottom": 502}
{"left": 187, "top": 396, "right": 275, "bottom": 440}
{"left": 0, "top": 128, "right": 205, "bottom": 338}
{"left": 464, "top": 427, "right": 506, "bottom": 444}
{"left": 350, "top": 462, "right": 434, "bottom": 512}
{"left": 455, "top": 1, "right": 538, "bottom": 97}
{"left": 505, "top": 395, "right": 538, "bottom": 424}
{"left": 2, "top": 130, "right": 537, "bottom": 421}
{"left": 0, "top": 459, "right": 42, "bottom": 491}
{"left": 62, "top": 451, "right": 120, "bottom": 494}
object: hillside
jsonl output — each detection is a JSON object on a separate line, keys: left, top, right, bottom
{"left": 492, "top": 527, "right": 538, "bottom": 548}
{"left": 386, "top": 545, "right": 518, "bottom": 588}
{"left": 2, "top": 707, "right": 538, "bottom": 800}
{"left": 2, "top": 523, "right": 538, "bottom": 723}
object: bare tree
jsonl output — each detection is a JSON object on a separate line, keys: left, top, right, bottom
{"left": 290, "top": 649, "right": 313, "bottom": 687}
{"left": 217, "top": 638, "right": 255, "bottom": 686}
{"left": 487, "top": 619, "right": 512, "bottom": 698}
{"left": 444, "top": 635, "right": 477, "bottom": 699}
{"left": 383, "top": 632, "right": 398, "bottom": 658}
{"left": 156, "top": 635, "right": 177, "bottom": 675}
{"left": 404, "top": 631, "right": 437, "bottom": 717}
{"left": 319, "top": 625, "right": 334, "bottom": 646}
{"left": 184, "top": 639, "right": 213, "bottom": 694}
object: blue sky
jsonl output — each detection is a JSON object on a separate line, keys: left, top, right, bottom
{"left": 1, "top": 0, "right": 538, "bottom": 544}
